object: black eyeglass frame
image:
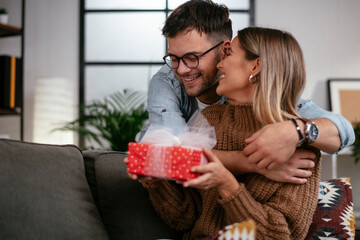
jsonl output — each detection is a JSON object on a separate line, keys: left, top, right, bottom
{"left": 163, "top": 41, "right": 224, "bottom": 69}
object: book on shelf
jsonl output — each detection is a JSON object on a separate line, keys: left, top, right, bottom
{"left": 0, "top": 55, "right": 22, "bottom": 109}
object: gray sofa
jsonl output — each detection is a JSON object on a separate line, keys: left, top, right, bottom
{"left": 0, "top": 139, "right": 183, "bottom": 240}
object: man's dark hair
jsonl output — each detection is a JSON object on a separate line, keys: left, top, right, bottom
{"left": 162, "top": 0, "right": 232, "bottom": 42}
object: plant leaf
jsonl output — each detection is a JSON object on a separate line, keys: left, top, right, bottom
{"left": 53, "top": 88, "right": 148, "bottom": 151}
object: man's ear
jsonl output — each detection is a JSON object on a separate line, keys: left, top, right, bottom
{"left": 252, "top": 58, "right": 261, "bottom": 76}
{"left": 221, "top": 40, "right": 231, "bottom": 59}
{"left": 223, "top": 40, "right": 231, "bottom": 47}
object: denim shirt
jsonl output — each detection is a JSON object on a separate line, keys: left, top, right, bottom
{"left": 145, "top": 65, "right": 355, "bottom": 153}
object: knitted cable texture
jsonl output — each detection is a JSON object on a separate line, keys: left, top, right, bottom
{"left": 147, "top": 103, "right": 321, "bottom": 240}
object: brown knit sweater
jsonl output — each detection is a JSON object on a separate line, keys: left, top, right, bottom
{"left": 146, "top": 103, "right": 321, "bottom": 240}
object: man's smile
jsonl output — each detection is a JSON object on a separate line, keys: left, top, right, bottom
{"left": 180, "top": 73, "right": 202, "bottom": 84}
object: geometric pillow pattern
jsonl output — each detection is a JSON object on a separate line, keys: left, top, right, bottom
{"left": 203, "top": 219, "right": 256, "bottom": 240}
{"left": 204, "top": 177, "right": 355, "bottom": 240}
{"left": 305, "top": 177, "right": 355, "bottom": 240}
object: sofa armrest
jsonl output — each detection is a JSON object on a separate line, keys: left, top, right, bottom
{"left": 83, "top": 150, "right": 183, "bottom": 240}
{"left": 0, "top": 140, "right": 109, "bottom": 240}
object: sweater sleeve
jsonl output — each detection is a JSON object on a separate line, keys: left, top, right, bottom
{"left": 218, "top": 165, "right": 320, "bottom": 240}
{"left": 146, "top": 180, "right": 201, "bottom": 231}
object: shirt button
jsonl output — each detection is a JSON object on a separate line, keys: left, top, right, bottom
{"left": 161, "top": 109, "right": 167, "bottom": 112}
{"left": 297, "top": 104, "right": 303, "bottom": 108}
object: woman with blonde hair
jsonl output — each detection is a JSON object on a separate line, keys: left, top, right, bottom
{"left": 143, "top": 27, "right": 321, "bottom": 239}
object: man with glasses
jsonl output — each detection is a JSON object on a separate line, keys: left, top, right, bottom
{"left": 163, "top": 41, "right": 224, "bottom": 70}
{"left": 142, "top": 0, "right": 354, "bottom": 183}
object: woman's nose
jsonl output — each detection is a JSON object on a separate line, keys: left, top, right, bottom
{"left": 217, "top": 60, "right": 223, "bottom": 69}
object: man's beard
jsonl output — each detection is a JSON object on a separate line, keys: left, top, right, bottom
{"left": 175, "top": 68, "right": 221, "bottom": 98}
{"left": 194, "top": 70, "right": 220, "bottom": 98}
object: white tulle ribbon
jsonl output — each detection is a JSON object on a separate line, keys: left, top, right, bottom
{"left": 140, "top": 111, "right": 217, "bottom": 178}
{"left": 141, "top": 111, "right": 217, "bottom": 149}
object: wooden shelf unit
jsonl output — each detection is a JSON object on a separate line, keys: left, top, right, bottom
{"left": 0, "top": 23, "right": 22, "bottom": 37}
{"left": 0, "top": 0, "right": 25, "bottom": 140}
{"left": 0, "top": 108, "right": 21, "bottom": 115}
{"left": 0, "top": 24, "right": 22, "bottom": 116}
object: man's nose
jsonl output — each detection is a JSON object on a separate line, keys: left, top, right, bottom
{"left": 176, "top": 60, "right": 192, "bottom": 75}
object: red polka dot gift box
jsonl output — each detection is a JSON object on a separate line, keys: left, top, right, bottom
{"left": 127, "top": 142, "right": 204, "bottom": 181}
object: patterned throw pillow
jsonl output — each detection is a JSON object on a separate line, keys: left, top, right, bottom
{"left": 206, "top": 177, "right": 354, "bottom": 240}
{"left": 204, "top": 219, "right": 256, "bottom": 240}
{"left": 305, "top": 177, "right": 355, "bottom": 240}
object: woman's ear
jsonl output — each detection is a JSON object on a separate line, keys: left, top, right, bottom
{"left": 252, "top": 58, "right": 261, "bottom": 76}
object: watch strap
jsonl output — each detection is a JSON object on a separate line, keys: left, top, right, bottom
{"left": 297, "top": 118, "right": 307, "bottom": 125}
{"left": 297, "top": 118, "right": 316, "bottom": 143}
{"left": 291, "top": 118, "right": 306, "bottom": 146}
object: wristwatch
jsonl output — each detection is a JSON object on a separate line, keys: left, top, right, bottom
{"left": 298, "top": 118, "right": 319, "bottom": 144}
{"left": 305, "top": 121, "right": 319, "bottom": 143}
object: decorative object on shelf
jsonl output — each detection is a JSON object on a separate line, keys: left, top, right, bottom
{"left": 0, "top": 55, "right": 22, "bottom": 109}
{"left": 0, "top": 8, "right": 8, "bottom": 25}
{"left": 353, "top": 122, "right": 360, "bottom": 164}
{"left": 328, "top": 79, "right": 360, "bottom": 124}
{"left": 54, "top": 89, "right": 148, "bottom": 151}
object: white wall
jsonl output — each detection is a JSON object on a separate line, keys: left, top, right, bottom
{"left": 256, "top": 0, "right": 360, "bottom": 109}
{"left": 23, "top": 0, "right": 78, "bottom": 143}
{"left": 0, "top": 0, "right": 78, "bottom": 142}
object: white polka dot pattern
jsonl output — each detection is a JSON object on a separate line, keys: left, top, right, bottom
{"left": 127, "top": 142, "right": 203, "bottom": 181}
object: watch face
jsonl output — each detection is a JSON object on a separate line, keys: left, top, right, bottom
{"left": 309, "top": 124, "right": 319, "bottom": 141}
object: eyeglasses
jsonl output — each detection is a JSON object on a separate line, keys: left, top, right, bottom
{"left": 163, "top": 41, "right": 224, "bottom": 69}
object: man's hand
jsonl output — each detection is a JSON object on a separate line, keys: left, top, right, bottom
{"left": 255, "top": 149, "right": 316, "bottom": 184}
{"left": 243, "top": 121, "right": 299, "bottom": 169}
{"left": 214, "top": 148, "right": 315, "bottom": 185}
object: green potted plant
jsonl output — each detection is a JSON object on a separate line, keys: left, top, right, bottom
{"left": 352, "top": 122, "right": 360, "bottom": 164}
{"left": 55, "top": 89, "right": 148, "bottom": 152}
{"left": 0, "top": 8, "right": 9, "bottom": 25}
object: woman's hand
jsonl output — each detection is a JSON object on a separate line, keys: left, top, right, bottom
{"left": 124, "top": 157, "right": 139, "bottom": 180}
{"left": 124, "top": 157, "right": 159, "bottom": 187}
{"left": 183, "top": 148, "right": 239, "bottom": 198}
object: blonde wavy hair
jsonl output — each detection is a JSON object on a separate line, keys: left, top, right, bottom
{"left": 238, "top": 27, "right": 306, "bottom": 125}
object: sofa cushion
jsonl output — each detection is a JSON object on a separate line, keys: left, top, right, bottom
{"left": 0, "top": 139, "right": 109, "bottom": 240}
{"left": 305, "top": 177, "right": 355, "bottom": 240}
{"left": 83, "top": 150, "right": 183, "bottom": 240}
